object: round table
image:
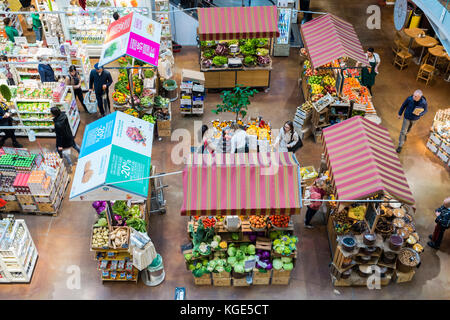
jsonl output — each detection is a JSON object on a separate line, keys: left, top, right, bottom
{"left": 404, "top": 28, "right": 425, "bottom": 51}
{"left": 415, "top": 36, "right": 438, "bottom": 65}
{"left": 428, "top": 45, "right": 447, "bottom": 67}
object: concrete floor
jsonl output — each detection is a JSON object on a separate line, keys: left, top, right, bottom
{"left": 1, "top": 1, "right": 450, "bottom": 299}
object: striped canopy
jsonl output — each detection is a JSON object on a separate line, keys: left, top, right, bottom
{"left": 181, "top": 152, "right": 302, "bottom": 216}
{"left": 301, "top": 14, "right": 370, "bottom": 69}
{"left": 197, "top": 6, "right": 279, "bottom": 41}
{"left": 322, "top": 116, "right": 415, "bottom": 205}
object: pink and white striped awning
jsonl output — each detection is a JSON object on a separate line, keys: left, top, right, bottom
{"left": 322, "top": 116, "right": 415, "bottom": 205}
{"left": 181, "top": 152, "right": 302, "bottom": 216}
{"left": 301, "top": 14, "right": 370, "bottom": 69}
{"left": 197, "top": 6, "right": 279, "bottom": 41}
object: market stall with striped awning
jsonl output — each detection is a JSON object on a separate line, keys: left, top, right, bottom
{"left": 197, "top": 6, "right": 280, "bottom": 41}
{"left": 322, "top": 116, "right": 415, "bottom": 205}
{"left": 300, "top": 13, "right": 370, "bottom": 69}
{"left": 181, "top": 152, "right": 302, "bottom": 216}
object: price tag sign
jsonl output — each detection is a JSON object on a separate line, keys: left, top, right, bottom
{"left": 47, "top": 36, "right": 60, "bottom": 47}
{"left": 15, "top": 148, "right": 31, "bottom": 157}
{"left": 192, "top": 84, "right": 204, "bottom": 92}
{"left": 244, "top": 258, "right": 256, "bottom": 270}
{"left": 15, "top": 37, "right": 28, "bottom": 46}
{"left": 2, "top": 147, "right": 17, "bottom": 155}
{"left": 180, "top": 99, "right": 191, "bottom": 105}
{"left": 180, "top": 82, "right": 193, "bottom": 90}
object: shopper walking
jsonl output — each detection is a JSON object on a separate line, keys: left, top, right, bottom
{"left": 360, "top": 48, "right": 380, "bottom": 95}
{"left": 50, "top": 107, "right": 80, "bottom": 168}
{"left": 396, "top": 89, "right": 428, "bottom": 153}
{"left": 89, "top": 63, "right": 113, "bottom": 117}
{"left": 30, "top": 5, "right": 43, "bottom": 42}
{"left": 0, "top": 55, "right": 19, "bottom": 86}
{"left": 3, "top": 18, "right": 19, "bottom": 43}
{"left": 0, "top": 102, "right": 22, "bottom": 148}
{"left": 273, "top": 121, "right": 302, "bottom": 153}
{"left": 38, "top": 57, "right": 56, "bottom": 82}
{"left": 66, "top": 65, "right": 87, "bottom": 112}
{"left": 428, "top": 197, "right": 450, "bottom": 250}
{"left": 199, "top": 124, "right": 216, "bottom": 154}
{"left": 304, "top": 178, "right": 327, "bottom": 229}
{"left": 230, "top": 122, "right": 248, "bottom": 153}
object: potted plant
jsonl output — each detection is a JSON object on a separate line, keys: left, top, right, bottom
{"left": 211, "top": 85, "right": 258, "bottom": 121}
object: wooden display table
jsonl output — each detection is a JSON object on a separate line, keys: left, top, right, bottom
{"left": 202, "top": 65, "right": 272, "bottom": 90}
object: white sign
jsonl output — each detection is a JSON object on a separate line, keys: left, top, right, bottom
{"left": 192, "top": 84, "right": 204, "bottom": 92}
{"left": 47, "top": 36, "right": 60, "bottom": 47}
{"left": 15, "top": 37, "right": 27, "bottom": 45}
{"left": 244, "top": 259, "right": 256, "bottom": 270}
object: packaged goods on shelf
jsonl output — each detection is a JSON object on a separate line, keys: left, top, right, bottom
{"left": 427, "top": 108, "right": 450, "bottom": 166}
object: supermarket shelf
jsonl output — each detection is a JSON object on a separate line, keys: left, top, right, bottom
{"left": 17, "top": 111, "right": 51, "bottom": 114}
{"left": 15, "top": 132, "right": 56, "bottom": 137}
{"left": 17, "top": 118, "right": 53, "bottom": 122}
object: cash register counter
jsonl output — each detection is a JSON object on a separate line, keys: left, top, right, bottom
{"left": 200, "top": 63, "right": 272, "bottom": 90}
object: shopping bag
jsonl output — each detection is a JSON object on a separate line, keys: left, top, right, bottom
{"left": 84, "top": 91, "right": 98, "bottom": 114}
{"left": 62, "top": 148, "right": 72, "bottom": 157}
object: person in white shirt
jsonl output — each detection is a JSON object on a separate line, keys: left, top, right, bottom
{"left": 273, "top": 121, "right": 299, "bottom": 152}
{"left": 230, "top": 123, "right": 248, "bottom": 153}
{"left": 358, "top": 47, "right": 380, "bottom": 95}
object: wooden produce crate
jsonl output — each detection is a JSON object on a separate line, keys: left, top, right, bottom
{"left": 109, "top": 226, "right": 130, "bottom": 250}
{"left": 333, "top": 245, "right": 358, "bottom": 270}
{"left": 213, "top": 277, "right": 231, "bottom": 286}
{"left": 271, "top": 275, "right": 290, "bottom": 285}
{"left": 0, "top": 200, "right": 21, "bottom": 212}
{"left": 252, "top": 269, "right": 272, "bottom": 285}
{"left": 255, "top": 238, "right": 272, "bottom": 251}
{"left": 393, "top": 270, "right": 415, "bottom": 283}
{"left": 332, "top": 272, "right": 392, "bottom": 287}
{"left": 91, "top": 226, "right": 110, "bottom": 250}
{"left": 212, "top": 271, "right": 231, "bottom": 279}
{"left": 20, "top": 202, "right": 38, "bottom": 212}
{"left": 194, "top": 273, "right": 212, "bottom": 286}
{"left": 0, "top": 193, "right": 17, "bottom": 201}
{"left": 232, "top": 277, "right": 250, "bottom": 287}
{"left": 16, "top": 194, "right": 34, "bottom": 204}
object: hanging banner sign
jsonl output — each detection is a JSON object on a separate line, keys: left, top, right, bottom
{"left": 99, "top": 12, "right": 162, "bottom": 68}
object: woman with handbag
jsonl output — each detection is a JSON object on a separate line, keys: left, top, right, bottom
{"left": 66, "top": 65, "right": 88, "bottom": 112}
{"left": 51, "top": 107, "right": 80, "bottom": 169}
{"left": 304, "top": 179, "right": 327, "bottom": 229}
{"left": 273, "top": 121, "right": 302, "bottom": 153}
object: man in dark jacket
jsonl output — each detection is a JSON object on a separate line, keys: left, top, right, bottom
{"left": 89, "top": 63, "right": 113, "bottom": 117}
{"left": 51, "top": 107, "right": 79, "bottom": 168}
{"left": 38, "top": 57, "right": 56, "bottom": 83}
{"left": 0, "top": 103, "right": 22, "bottom": 148}
{"left": 396, "top": 89, "right": 427, "bottom": 153}
{"left": 428, "top": 197, "right": 450, "bottom": 249}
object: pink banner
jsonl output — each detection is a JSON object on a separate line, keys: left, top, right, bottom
{"left": 126, "top": 32, "right": 160, "bottom": 67}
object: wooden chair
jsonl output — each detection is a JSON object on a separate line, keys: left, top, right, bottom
{"left": 416, "top": 54, "right": 435, "bottom": 85}
{"left": 392, "top": 31, "right": 409, "bottom": 55}
{"left": 393, "top": 43, "right": 413, "bottom": 70}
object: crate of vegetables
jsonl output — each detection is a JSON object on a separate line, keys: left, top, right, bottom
{"left": 252, "top": 268, "right": 272, "bottom": 285}
{"left": 249, "top": 215, "right": 267, "bottom": 231}
{"left": 109, "top": 226, "right": 130, "bottom": 250}
{"left": 91, "top": 226, "right": 110, "bottom": 250}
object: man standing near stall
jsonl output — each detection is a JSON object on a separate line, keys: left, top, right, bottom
{"left": 89, "top": 63, "right": 113, "bottom": 117}
{"left": 428, "top": 197, "right": 450, "bottom": 250}
{"left": 0, "top": 103, "right": 22, "bottom": 148}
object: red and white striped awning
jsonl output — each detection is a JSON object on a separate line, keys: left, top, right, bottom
{"left": 197, "top": 6, "right": 279, "bottom": 41}
{"left": 301, "top": 14, "right": 370, "bottom": 69}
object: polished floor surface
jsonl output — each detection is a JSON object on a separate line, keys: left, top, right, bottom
{"left": 1, "top": 1, "right": 449, "bottom": 299}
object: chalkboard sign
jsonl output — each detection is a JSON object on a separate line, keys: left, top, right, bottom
{"left": 364, "top": 203, "right": 380, "bottom": 233}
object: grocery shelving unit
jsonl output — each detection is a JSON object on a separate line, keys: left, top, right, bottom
{"left": 154, "top": 0, "right": 172, "bottom": 52}
{"left": 11, "top": 86, "right": 80, "bottom": 137}
{"left": 0, "top": 219, "right": 38, "bottom": 283}
{"left": 36, "top": 0, "right": 66, "bottom": 43}
{"left": 180, "top": 69, "right": 205, "bottom": 115}
{"left": 56, "top": 0, "right": 151, "bottom": 57}
{"left": 68, "top": 45, "right": 92, "bottom": 91}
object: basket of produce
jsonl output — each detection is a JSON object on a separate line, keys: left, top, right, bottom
{"left": 249, "top": 215, "right": 267, "bottom": 231}
{"left": 243, "top": 55, "right": 257, "bottom": 67}
{"left": 341, "top": 235, "right": 356, "bottom": 252}
{"left": 397, "top": 248, "right": 420, "bottom": 273}
{"left": 212, "top": 56, "right": 228, "bottom": 68}
{"left": 376, "top": 217, "right": 394, "bottom": 236}
{"left": 109, "top": 226, "right": 130, "bottom": 249}
{"left": 91, "top": 226, "right": 109, "bottom": 250}
{"left": 112, "top": 91, "right": 127, "bottom": 106}
{"left": 389, "top": 234, "right": 404, "bottom": 251}
{"left": 268, "top": 215, "right": 291, "bottom": 230}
